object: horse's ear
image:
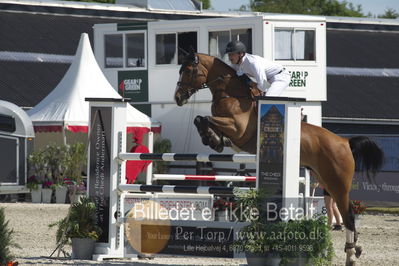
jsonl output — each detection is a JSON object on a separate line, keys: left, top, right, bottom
{"left": 178, "top": 47, "right": 189, "bottom": 56}
{"left": 187, "top": 46, "right": 198, "bottom": 65}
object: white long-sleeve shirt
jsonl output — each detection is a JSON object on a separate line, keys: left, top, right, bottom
{"left": 231, "top": 53, "right": 286, "bottom": 93}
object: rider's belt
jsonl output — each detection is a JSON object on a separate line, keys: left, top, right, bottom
{"left": 277, "top": 68, "right": 286, "bottom": 75}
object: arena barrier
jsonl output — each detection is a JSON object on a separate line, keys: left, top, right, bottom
{"left": 86, "top": 97, "right": 308, "bottom": 260}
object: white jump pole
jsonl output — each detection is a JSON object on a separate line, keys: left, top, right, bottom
{"left": 153, "top": 174, "right": 256, "bottom": 182}
{"left": 146, "top": 131, "right": 153, "bottom": 185}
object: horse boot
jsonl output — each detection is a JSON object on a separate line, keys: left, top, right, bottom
{"left": 194, "top": 116, "right": 209, "bottom": 145}
{"left": 222, "top": 135, "right": 232, "bottom": 147}
{"left": 206, "top": 128, "right": 223, "bottom": 152}
{"left": 344, "top": 242, "right": 357, "bottom": 266}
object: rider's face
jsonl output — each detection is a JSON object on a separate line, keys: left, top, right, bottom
{"left": 228, "top": 52, "right": 242, "bottom": 64}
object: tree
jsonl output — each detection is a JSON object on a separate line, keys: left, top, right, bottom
{"left": 378, "top": 8, "right": 399, "bottom": 19}
{"left": 199, "top": 0, "right": 210, "bottom": 10}
{"left": 64, "top": 0, "right": 115, "bottom": 2}
{"left": 0, "top": 208, "right": 19, "bottom": 265}
{"left": 250, "top": 0, "right": 365, "bottom": 17}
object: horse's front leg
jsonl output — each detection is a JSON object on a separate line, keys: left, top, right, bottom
{"left": 196, "top": 114, "right": 249, "bottom": 151}
{"left": 194, "top": 116, "right": 224, "bottom": 152}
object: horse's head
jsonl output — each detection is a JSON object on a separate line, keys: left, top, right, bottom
{"left": 174, "top": 52, "right": 208, "bottom": 106}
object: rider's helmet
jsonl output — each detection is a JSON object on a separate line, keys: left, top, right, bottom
{"left": 225, "top": 40, "right": 246, "bottom": 54}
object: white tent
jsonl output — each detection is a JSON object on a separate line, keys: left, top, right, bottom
{"left": 28, "top": 33, "right": 160, "bottom": 135}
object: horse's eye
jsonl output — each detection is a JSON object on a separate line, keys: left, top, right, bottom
{"left": 184, "top": 69, "right": 192, "bottom": 75}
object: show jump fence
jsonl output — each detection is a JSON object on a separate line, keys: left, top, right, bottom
{"left": 86, "top": 97, "right": 307, "bottom": 260}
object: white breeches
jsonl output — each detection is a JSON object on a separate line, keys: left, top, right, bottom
{"left": 265, "top": 70, "right": 291, "bottom": 96}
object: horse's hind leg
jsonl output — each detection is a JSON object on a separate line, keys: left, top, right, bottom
{"left": 333, "top": 194, "right": 359, "bottom": 266}
{"left": 319, "top": 157, "right": 360, "bottom": 265}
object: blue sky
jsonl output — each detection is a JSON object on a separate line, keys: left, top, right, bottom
{"left": 211, "top": 0, "right": 399, "bottom": 17}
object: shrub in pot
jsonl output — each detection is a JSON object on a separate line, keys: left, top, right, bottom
{"left": 49, "top": 196, "right": 102, "bottom": 259}
{"left": 234, "top": 188, "right": 334, "bottom": 266}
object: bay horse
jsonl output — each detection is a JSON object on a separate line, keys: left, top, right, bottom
{"left": 174, "top": 52, "right": 384, "bottom": 265}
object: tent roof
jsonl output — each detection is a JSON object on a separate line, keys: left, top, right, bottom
{"left": 27, "top": 33, "right": 159, "bottom": 133}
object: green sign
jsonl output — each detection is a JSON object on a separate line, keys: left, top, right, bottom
{"left": 289, "top": 71, "right": 308, "bottom": 87}
{"left": 118, "top": 70, "right": 151, "bottom": 116}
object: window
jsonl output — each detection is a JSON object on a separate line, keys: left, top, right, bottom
{"left": 155, "top": 31, "right": 198, "bottom": 65}
{"left": 177, "top": 32, "right": 197, "bottom": 64}
{"left": 209, "top": 28, "right": 252, "bottom": 60}
{"left": 126, "top": 33, "right": 145, "bottom": 67}
{"left": 275, "top": 28, "right": 315, "bottom": 61}
{"left": 209, "top": 30, "right": 229, "bottom": 59}
{"left": 104, "top": 32, "right": 147, "bottom": 68}
{"left": 0, "top": 114, "right": 15, "bottom": 133}
{"left": 104, "top": 34, "right": 123, "bottom": 68}
{"left": 156, "top": 34, "right": 176, "bottom": 64}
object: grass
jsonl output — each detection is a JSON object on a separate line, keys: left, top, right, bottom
{"left": 365, "top": 207, "right": 399, "bottom": 215}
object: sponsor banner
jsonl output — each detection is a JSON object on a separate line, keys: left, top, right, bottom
{"left": 257, "top": 103, "right": 285, "bottom": 197}
{"left": 289, "top": 71, "right": 309, "bottom": 87}
{"left": 118, "top": 70, "right": 150, "bottom": 116}
{"left": 118, "top": 70, "right": 148, "bottom": 100}
{"left": 350, "top": 172, "right": 399, "bottom": 203}
{"left": 88, "top": 106, "right": 112, "bottom": 243}
{"left": 145, "top": 224, "right": 235, "bottom": 257}
{"left": 123, "top": 194, "right": 213, "bottom": 221}
{"left": 123, "top": 197, "right": 325, "bottom": 258}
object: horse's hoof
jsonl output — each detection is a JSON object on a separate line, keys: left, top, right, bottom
{"left": 207, "top": 129, "right": 221, "bottom": 145}
{"left": 194, "top": 116, "right": 203, "bottom": 127}
{"left": 345, "top": 260, "right": 356, "bottom": 266}
{"left": 222, "top": 136, "right": 232, "bottom": 147}
{"left": 355, "top": 245, "right": 362, "bottom": 258}
{"left": 214, "top": 144, "right": 223, "bottom": 153}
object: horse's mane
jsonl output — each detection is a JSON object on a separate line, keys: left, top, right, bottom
{"left": 196, "top": 53, "right": 237, "bottom": 76}
{"left": 181, "top": 52, "right": 248, "bottom": 89}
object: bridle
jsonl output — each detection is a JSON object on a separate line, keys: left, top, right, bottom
{"left": 176, "top": 54, "right": 227, "bottom": 94}
{"left": 176, "top": 55, "right": 208, "bottom": 96}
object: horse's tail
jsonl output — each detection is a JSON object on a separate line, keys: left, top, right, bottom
{"left": 349, "top": 136, "right": 384, "bottom": 184}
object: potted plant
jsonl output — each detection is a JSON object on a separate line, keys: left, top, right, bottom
{"left": 234, "top": 188, "right": 334, "bottom": 266}
{"left": 53, "top": 180, "right": 69, "bottom": 204}
{"left": 65, "top": 178, "right": 86, "bottom": 204}
{"left": 44, "top": 143, "right": 69, "bottom": 203}
{"left": 352, "top": 200, "right": 367, "bottom": 227}
{"left": 41, "top": 180, "right": 54, "bottom": 203}
{"left": 49, "top": 196, "right": 102, "bottom": 259}
{"left": 26, "top": 175, "right": 42, "bottom": 203}
{"left": 63, "top": 142, "right": 87, "bottom": 201}
{"left": 27, "top": 150, "right": 47, "bottom": 203}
